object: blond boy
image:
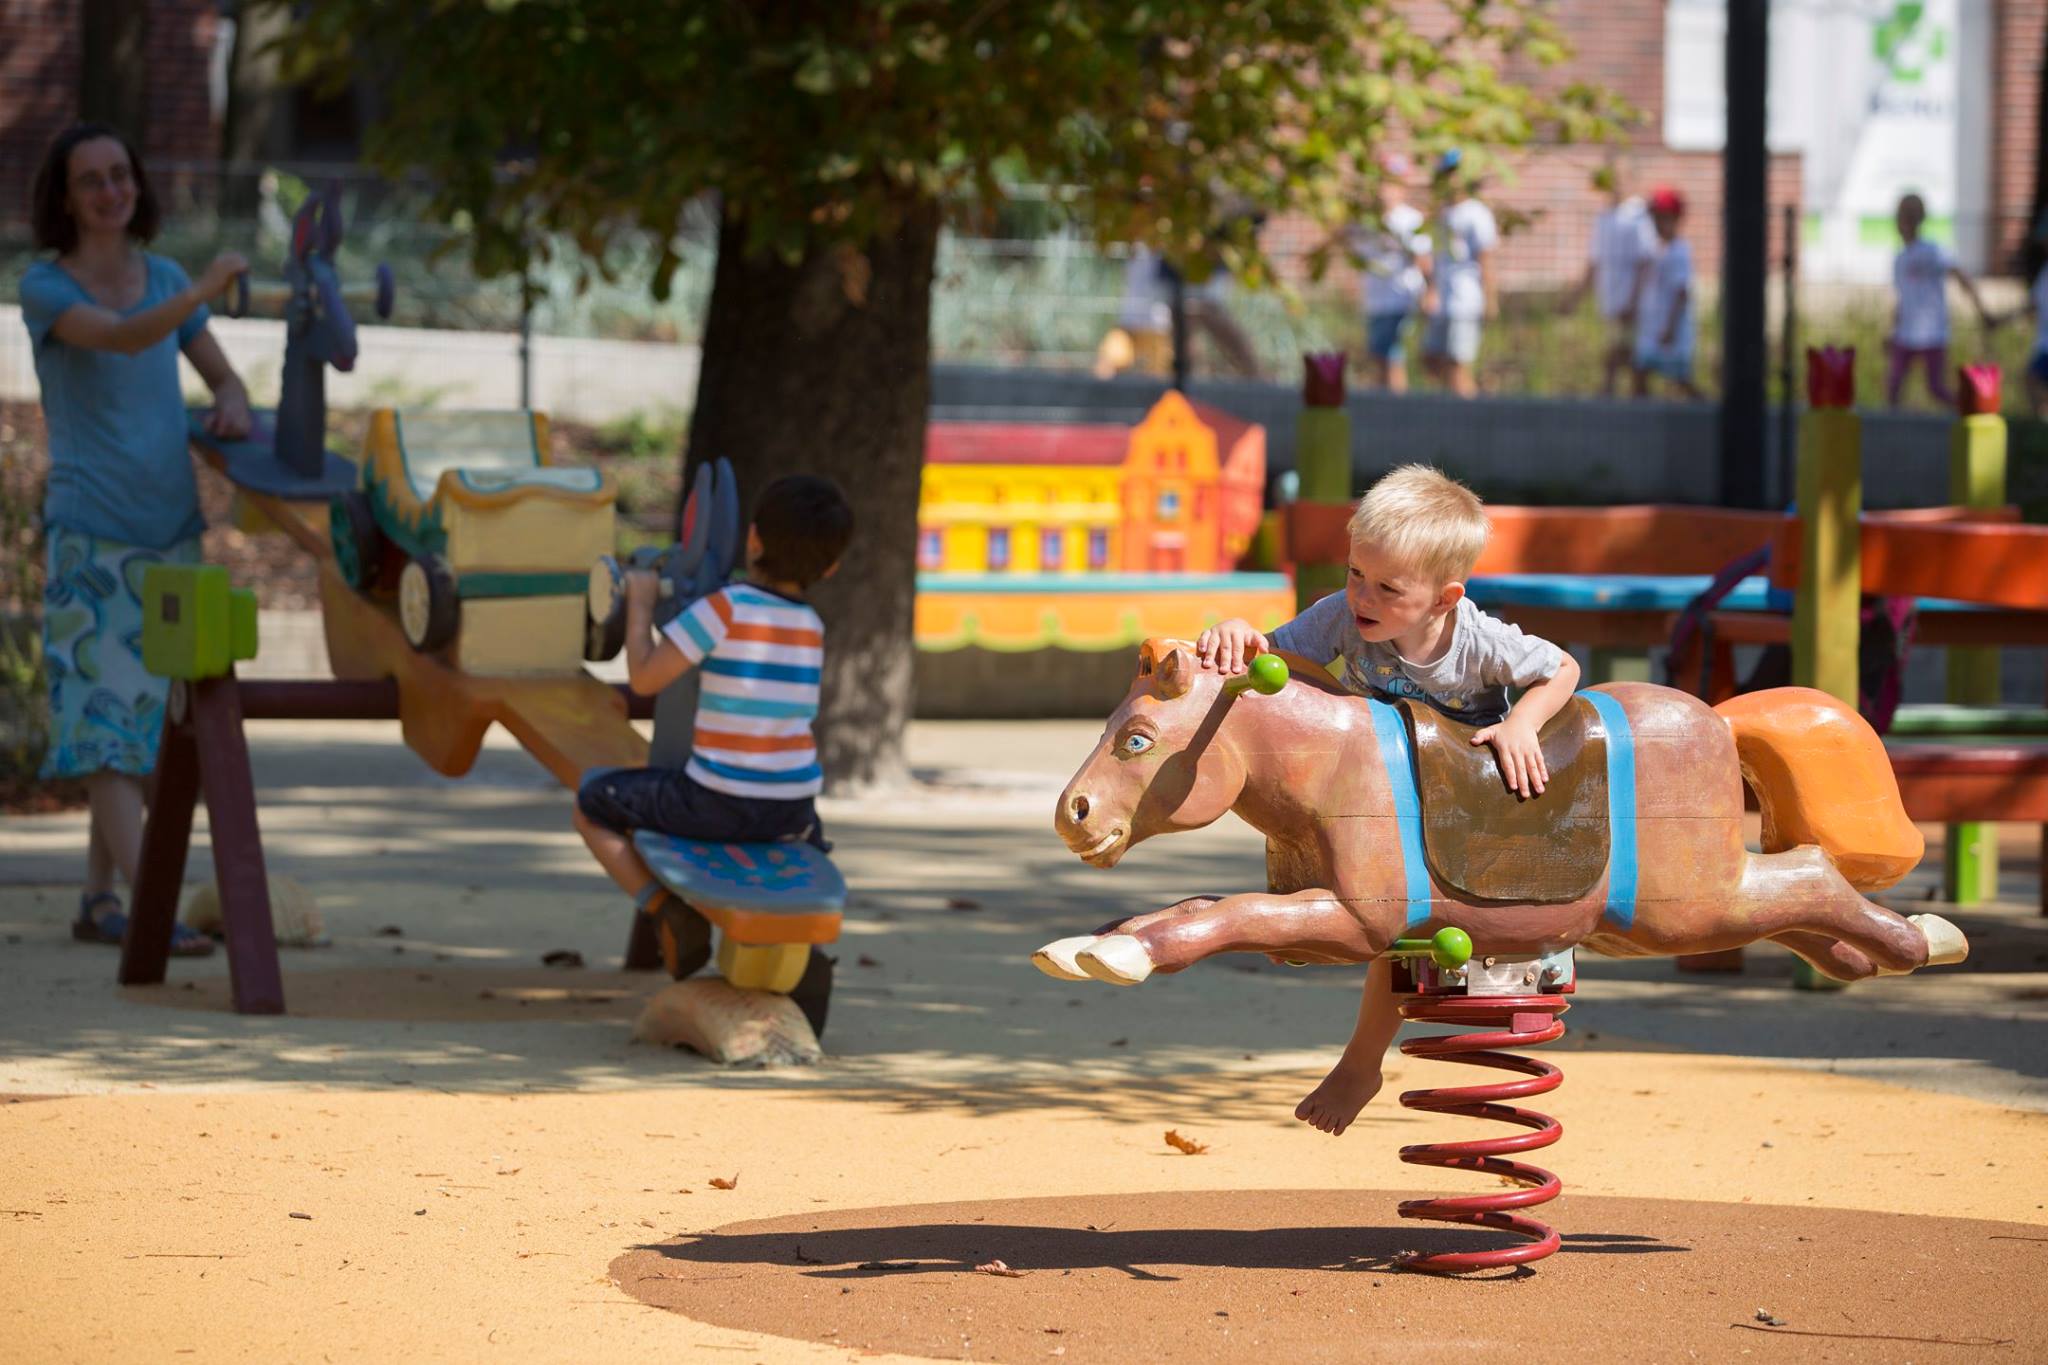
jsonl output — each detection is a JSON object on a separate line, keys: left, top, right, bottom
{"left": 1196, "top": 464, "right": 1579, "bottom": 1133}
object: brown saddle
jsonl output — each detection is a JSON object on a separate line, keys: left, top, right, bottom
{"left": 1399, "top": 696, "right": 1610, "bottom": 903}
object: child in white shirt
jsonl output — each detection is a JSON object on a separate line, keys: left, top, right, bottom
{"left": 1888, "top": 193, "right": 1995, "bottom": 409}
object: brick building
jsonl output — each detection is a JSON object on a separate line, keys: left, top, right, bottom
{"left": 1, "top": 2, "right": 222, "bottom": 212}
{"left": 1492, "top": 0, "right": 2048, "bottom": 287}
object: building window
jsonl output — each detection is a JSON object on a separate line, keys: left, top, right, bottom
{"left": 1040, "top": 527, "right": 1064, "bottom": 570}
{"left": 1157, "top": 488, "right": 1182, "bottom": 521}
{"left": 1087, "top": 528, "right": 1110, "bottom": 570}
{"left": 918, "top": 528, "right": 943, "bottom": 570}
{"left": 987, "top": 527, "right": 1011, "bottom": 571}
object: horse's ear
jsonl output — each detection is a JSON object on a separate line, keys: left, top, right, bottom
{"left": 1155, "top": 647, "right": 1195, "bottom": 699}
{"left": 290, "top": 200, "right": 315, "bottom": 262}
{"left": 320, "top": 182, "right": 345, "bottom": 256}
{"left": 1138, "top": 638, "right": 1197, "bottom": 699}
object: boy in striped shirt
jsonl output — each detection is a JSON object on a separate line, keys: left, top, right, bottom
{"left": 573, "top": 474, "right": 853, "bottom": 979}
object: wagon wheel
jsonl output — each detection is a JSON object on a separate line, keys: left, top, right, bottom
{"left": 329, "top": 492, "right": 384, "bottom": 591}
{"left": 583, "top": 557, "right": 627, "bottom": 661}
{"left": 398, "top": 553, "right": 460, "bottom": 652}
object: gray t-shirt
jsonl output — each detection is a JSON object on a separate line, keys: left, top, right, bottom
{"left": 1270, "top": 592, "right": 1565, "bottom": 727}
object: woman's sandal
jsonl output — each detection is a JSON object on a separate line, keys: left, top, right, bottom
{"left": 71, "top": 892, "right": 215, "bottom": 957}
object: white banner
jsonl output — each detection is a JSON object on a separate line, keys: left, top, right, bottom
{"left": 1664, "top": 0, "right": 1986, "bottom": 282}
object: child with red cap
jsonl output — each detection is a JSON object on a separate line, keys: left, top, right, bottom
{"left": 1631, "top": 185, "right": 1703, "bottom": 400}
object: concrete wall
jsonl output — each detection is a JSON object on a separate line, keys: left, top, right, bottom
{"left": 0, "top": 306, "right": 702, "bottom": 426}
{"left": 933, "top": 364, "right": 1972, "bottom": 510}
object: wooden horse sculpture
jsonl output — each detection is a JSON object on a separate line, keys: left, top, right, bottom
{"left": 1035, "top": 639, "right": 1968, "bottom": 985}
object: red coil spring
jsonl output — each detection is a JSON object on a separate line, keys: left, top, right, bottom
{"left": 1393, "top": 993, "right": 1569, "bottom": 1274}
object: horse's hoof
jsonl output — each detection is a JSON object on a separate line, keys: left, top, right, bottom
{"left": 1076, "top": 934, "right": 1153, "bottom": 985}
{"left": 1910, "top": 913, "right": 1969, "bottom": 966}
{"left": 1032, "top": 936, "right": 1098, "bottom": 982}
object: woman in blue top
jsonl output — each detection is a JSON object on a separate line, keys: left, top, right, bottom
{"left": 21, "top": 123, "right": 252, "bottom": 953}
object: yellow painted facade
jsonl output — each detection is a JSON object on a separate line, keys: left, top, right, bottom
{"left": 919, "top": 467, "right": 1126, "bottom": 574}
{"left": 918, "top": 392, "right": 1265, "bottom": 576}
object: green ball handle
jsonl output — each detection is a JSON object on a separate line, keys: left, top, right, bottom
{"left": 1387, "top": 926, "right": 1474, "bottom": 970}
{"left": 1225, "top": 653, "right": 1289, "bottom": 697}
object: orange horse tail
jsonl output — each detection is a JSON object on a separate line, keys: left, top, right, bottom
{"left": 1714, "top": 687, "right": 1923, "bottom": 891}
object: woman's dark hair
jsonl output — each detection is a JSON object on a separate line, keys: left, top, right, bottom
{"left": 30, "top": 122, "right": 159, "bottom": 252}
{"left": 752, "top": 475, "right": 854, "bottom": 588}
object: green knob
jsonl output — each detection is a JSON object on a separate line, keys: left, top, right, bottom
{"left": 1430, "top": 926, "right": 1473, "bottom": 969}
{"left": 1235, "top": 653, "right": 1288, "bottom": 696}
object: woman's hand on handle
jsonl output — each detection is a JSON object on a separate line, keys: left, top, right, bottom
{"left": 195, "top": 251, "right": 249, "bottom": 303}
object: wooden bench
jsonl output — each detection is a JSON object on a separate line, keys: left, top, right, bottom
{"left": 1886, "top": 737, "right": 2048, "bottom": 915}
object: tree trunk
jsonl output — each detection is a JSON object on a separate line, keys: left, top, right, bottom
{"left": 219, "top": 2, "right": 298, "bottom": 217}
{"left": 683, "top": 200, "right": 939, "bottom": 794}
{"left": 79, "top": 0, "right": 150, "bottom": 144}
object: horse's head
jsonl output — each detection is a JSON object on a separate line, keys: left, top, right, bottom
{"left": 1054, "top": 638, "right": 1263, "bottom": 868}
{"left": 285, "top": 188, "right": 359, "bottom": 373}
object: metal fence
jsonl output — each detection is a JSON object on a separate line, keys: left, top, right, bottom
{"left": 3, "top": 160, "right": 2044, "bottom": 421}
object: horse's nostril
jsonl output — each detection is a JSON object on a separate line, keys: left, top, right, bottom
{"left": 1070, "top": 793, "right": 1091, "bottom": 823}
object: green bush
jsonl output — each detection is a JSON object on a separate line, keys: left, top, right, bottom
{"left": 0, "top": 428, "right": 48, "bottom": 781}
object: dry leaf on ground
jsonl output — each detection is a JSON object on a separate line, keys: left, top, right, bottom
{"left": 976, "top": 1259, "right": 1027, "bottom": 1277}
{"left": 709, "top": 1174, "right": 740, "bottom": 1190}
{"left": 1164, "top": 1130, "right": 1209, "bottom": 1155}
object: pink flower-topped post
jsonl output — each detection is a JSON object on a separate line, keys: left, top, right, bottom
{"left": 1957, "top": 363, "right": 2001, "bottom": 416}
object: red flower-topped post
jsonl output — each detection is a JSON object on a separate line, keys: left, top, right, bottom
{"left": 1303, "top": 351, "right": 1347, "bottom": 408}
{"left": 1957, "top": 363, "right": 2001, "bottom": 416}
{"left": 1805, "top": 345, "right": 1855, "bottom": 409}
{"left": 1793, "top": 345, "right": 1862, "bottom": 716}
{"left": 1947, "top": 363, "right": 2006, "bottom": 903}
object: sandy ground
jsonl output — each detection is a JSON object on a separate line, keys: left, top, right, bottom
{"left": 4, "top": 718, "right": 2048, "bottom": 1362}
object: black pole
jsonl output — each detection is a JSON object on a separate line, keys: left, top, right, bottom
{"left": 1777, "top": 201, "right": 1798, "bottom": 506}
{"left": 1721, "top": 0, "right": 1769, "bottom": 508}
{"left": 1169, "top": 270, "right": 1190, "bottom": 392}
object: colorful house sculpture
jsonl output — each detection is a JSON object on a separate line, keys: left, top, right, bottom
{"left": 911, "top": 391, "right": 1294, "bottom": 681}
{"left": 919, "top": 390, "right": 1266, "bottom": 575}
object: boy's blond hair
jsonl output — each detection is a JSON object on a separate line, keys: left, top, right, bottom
{"left": 1346, "top": 464, "right": 1489, "bottom": 586}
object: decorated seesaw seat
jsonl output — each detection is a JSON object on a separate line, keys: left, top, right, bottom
{"left": 332, "top": 408, "right": 618, "bottom": 671}
{"left": 365, "top": 408, "right": 613, "bottom": 542}
{"left": 579, "top": 753, "right": 846, "bottom": 998}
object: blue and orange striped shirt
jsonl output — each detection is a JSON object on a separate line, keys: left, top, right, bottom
{"left": 660, "top": 583, "right": 825, "bottom": 799}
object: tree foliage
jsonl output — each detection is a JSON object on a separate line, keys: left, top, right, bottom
{"left": 277, "top": 1, "right": 1625, "bottom": 288}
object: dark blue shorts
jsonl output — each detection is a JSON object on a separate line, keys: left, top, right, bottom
{"left": 577, "top": 766, "right": 826, "bottom": 850}
{"left": 2029, "top": 350, "right": 2048, "bottom": 388}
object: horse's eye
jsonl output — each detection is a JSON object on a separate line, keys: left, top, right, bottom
{"left": 1120, "top": 733, "right": 1154, "bottom": 757}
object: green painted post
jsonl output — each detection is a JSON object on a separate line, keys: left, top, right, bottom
{"left": 1944, "top": 390, "right": 2006, "bottom": 905}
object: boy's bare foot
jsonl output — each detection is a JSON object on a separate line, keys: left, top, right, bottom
{"left": 1294, "top": 1061, "right": 1383, "bottom": 1136}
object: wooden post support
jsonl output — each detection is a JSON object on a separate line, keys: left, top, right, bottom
{"left": 1945, "top": 368, "right": 2006, "bottom": 904}
{"left": 121, "top": 689, "right": 202, "bottom": 988}
{"left": 122, "top": 677, "right": 286, "bottom": 1014}
{"left": 1295, "top": 353, "right": 1351, "bottom": 611}
{"left": 1792, "top": 348, "right": 1861, "bottom": 706}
